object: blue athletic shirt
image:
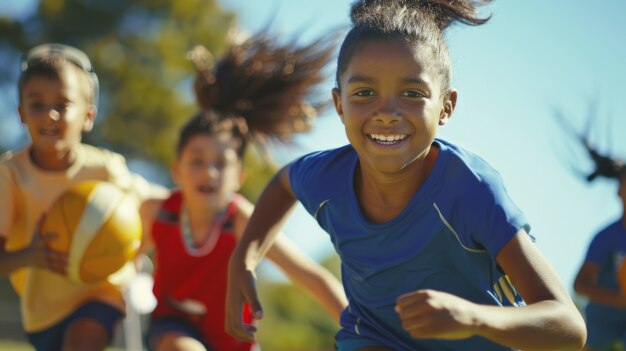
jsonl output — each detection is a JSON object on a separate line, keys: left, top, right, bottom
{"left": 289, "top": 138, "right": 531, "bottom": 350}
{"left": 583, "top": 219, "right": 626, "bottom": 317}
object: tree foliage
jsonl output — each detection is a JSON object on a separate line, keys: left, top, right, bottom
{"left": 0, "top": 0, "right": 236, "bottom": 165}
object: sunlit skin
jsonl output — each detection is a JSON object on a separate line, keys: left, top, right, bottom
{"left": 18, "top": 69, "right": 95, "bottom": 171}
{"left": 226, "top": 36, "right": 586, "bottom": 349}
{"left": 171, "top": 133, "right": 243, "bottom": 247}
{"left": 141, "top": 131, "right": 347, "bottom": 350}
{"left": 332, "top": 38, "right": 456, "bottom": 223}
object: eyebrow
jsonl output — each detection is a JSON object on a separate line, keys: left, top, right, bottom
{"left": 346, "top": 75, "right": 428, "bottom": 86}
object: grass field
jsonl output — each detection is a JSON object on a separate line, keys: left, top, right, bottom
{"left": 0, "top": 340, "right": 127, "bottom": 351}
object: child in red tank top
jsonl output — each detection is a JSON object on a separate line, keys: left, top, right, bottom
{"left": 138, "top": 32, "right": 347, "bottom": 351}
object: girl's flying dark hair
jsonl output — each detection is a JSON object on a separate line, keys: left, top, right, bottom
{"left": 336, "top": 0, "right": 492, "bottom": 94}
{"left": 553, "top": 105, "right": 626, "bottom": 182}
{"left": 583, "top": 142, "right": 625, "bottom": 182}
{"left": 188, "top": 31, "right": 337, "bottom": 145}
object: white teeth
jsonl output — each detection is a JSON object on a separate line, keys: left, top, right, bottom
{"left": 370, "top": 134, "right": 407, "bottom": 142}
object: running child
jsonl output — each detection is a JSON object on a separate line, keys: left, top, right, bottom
{"left": 139, "top": 33, "right": 347, "bottom": 351}
{"left": 572, "top": 141, "right": 626, "bottom": 351}
{"left": 225, "top": 1, "right": 587, "bottom": 350}
{"left": 0, "top": 43, "right": 167, "bottom": 351}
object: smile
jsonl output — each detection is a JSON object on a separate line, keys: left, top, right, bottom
{"left": 39, "top": 128, "right": 59, "bottom": 136}
{"left": 368, "top": 133, "right": 408, "bottom": 145}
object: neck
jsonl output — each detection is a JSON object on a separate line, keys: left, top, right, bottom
{"left": 30, "top": 146, "right": 77, "bottom": 171}
{"left": 356, "top": 145, "right": 438, "bottom": 223}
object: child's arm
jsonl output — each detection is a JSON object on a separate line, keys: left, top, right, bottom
{"left": 0, "top": 224, "right": 67, "bottom": 276}
{"left": 137, "top": 196, "right": 167, "bottom": 255}
{"left": 265, "top": 238, "right": 347, "bottom": 320}
{"left": 233, "top": 194, "right": 347, "bottom": 321}
{"left": 226, "top": 165, "right": 297, "bottom": 342}
{"left": 574, "top": 261, "right": 626, "bottom": 307}
{"left": 395, "top": 229, "right": 587, "bottom": 350}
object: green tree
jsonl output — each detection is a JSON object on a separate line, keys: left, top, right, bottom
{"left": 0, "top": 0, "right": 236, "bottom": 166}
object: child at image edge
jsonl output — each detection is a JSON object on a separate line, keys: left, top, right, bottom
{"left": 138, "top": 33, "right": 348, "bottom": 351}
{"left": 225, "top": 1, "right": 587, "bottom": 350}
{"left": 571, "top": 141, "right": 626, "bottom": 351}
{"left": 0, "top": 44, "right": 167, "bottom": 351}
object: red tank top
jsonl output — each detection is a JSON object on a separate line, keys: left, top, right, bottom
{"left": 151, "top": 191, "right": 254, "bottom": 351}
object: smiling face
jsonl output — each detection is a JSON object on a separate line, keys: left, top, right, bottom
{"left": 333, "top": 38, "right": 455, "bottom": 176}
{"left": 172, "top": 132, "right": 243, "bottom": 210}
{"left": 18, "top": 66, "right": 95, "bottom": 163}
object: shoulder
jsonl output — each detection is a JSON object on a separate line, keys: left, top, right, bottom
{"left": 0, "top": 148, "right": 32, "bottom": 182}
{"left": 79, "top": 143, "right": 128, "bottom": 167}
{"left": 289, "top": 145, "right": 355, "bottom": 188}
{"left": 436, "top": 139, "right": 511, "bottom": 205}
{"left": 594, "top": 220, "right": 626, "bottom": 239}
{"left": 438, "top": 139, "right": 503, "bottom": 187}
{"left": 288, "top": 145, "right": 355, "bottom": 209}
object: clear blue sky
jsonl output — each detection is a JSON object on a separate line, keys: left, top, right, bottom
{"left": 1, "top": 1, "right": 624, "bottom": 293}
{"left": 219, "top": 0, "right": 626, "bottom": 292}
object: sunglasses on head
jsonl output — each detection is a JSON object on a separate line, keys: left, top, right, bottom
{"left": 21, "top": 43, "right": 100, "bottom": 107}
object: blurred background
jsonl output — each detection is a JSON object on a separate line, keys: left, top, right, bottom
{"left": 1, "top": 0, "right": 625, "bottom": 350}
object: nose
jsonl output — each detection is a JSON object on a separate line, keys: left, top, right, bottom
{"left": 373, "top": 98, "right": 401, "bottom": 124}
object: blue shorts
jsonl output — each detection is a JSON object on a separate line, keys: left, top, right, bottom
{"left": 146, "top": 317, "right": 212, "bottom": 351}
{"left": 26, "top": 300, "right": 123, "bottom": 351}
{"left": 585, "top": 304, "right": 626, "bottom": 349}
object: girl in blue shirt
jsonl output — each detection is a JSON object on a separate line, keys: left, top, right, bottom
{"left": 573, "top": 141, "right": 626, "bottom": 351}
{"left": 226, "top": 0, "right": 587, "bottom": 350}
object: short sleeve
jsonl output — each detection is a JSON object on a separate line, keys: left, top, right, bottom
{"left": 455, "top": 170, "right": 530, "bottom": 258}
{"left": 0, "top": 157, "right": 17, "bottom": 239}
{"left": 288, "top": 153, "right": 319, "bottom": 216}
{"left": 585, "top": 233, "right": 609, "bottom": 265}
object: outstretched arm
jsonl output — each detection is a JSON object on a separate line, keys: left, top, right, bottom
{"left": 265, "top": 237, "right": 347, "bottom": 321}
{"left": 233, "top": 187, "right": 347, "bottom": 322}
{"left": 395, "top": 229, "right": 587, "bottom": 350}
{"left": 226, "top": 165, "right": 298, "bottom": 342}
{"left": 574, "top": 261, "right": 626, "bottom": 308}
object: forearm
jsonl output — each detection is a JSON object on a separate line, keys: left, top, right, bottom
{"left": 574, "top": 280, "right": 626, "bottom": 307}
{"left": 475, "top": 300, "right": 586, "bottom": 350}
{"left": 235, "top": 173, "right": 298, "bottom": 271}
{"left": 0, "top": 248, "right": 32, "bottom": 276}
{"left": 287, "top": 263, "right": 347, "bottom": 320}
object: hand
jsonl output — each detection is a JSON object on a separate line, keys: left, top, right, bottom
{"left": 395, "top": 289, "right": 479, "bottom": 339}
{"left": 225, "top": 260, "right": 263, "bottom": 342}
{"left": 27, "top": 217, "right": 67, "bottom": 275}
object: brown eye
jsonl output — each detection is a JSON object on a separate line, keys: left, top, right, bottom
{"left": 354, "top": 89, "right": 374, "bottom": 97}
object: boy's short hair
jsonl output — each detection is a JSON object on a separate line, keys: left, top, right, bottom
{"left": 18, "top": 43, "right": 99, "bottom": 108}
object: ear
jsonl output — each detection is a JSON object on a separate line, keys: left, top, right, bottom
{"left": 332, "top": 88, "right": 345, "bottom": 124}
{"left": 18, "top": 106, "right": 26, "bottom": 124}
{"left": 439, "top": 89, "right": 457, "bottom": 126}
{"left": 170, "top": 160, "right": 180, "bottom": 186}
{"left": 82, "top": 105, "right": 97, "bottom": 132}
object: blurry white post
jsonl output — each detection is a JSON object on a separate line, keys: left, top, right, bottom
{"left": 123, "top": 254, "right": 157, "bottom": 351}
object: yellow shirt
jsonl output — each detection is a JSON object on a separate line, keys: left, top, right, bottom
{"left": 0, "top": 143, "right": 157, "bottom": 332}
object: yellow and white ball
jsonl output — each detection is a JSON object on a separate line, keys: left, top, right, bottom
{"left": 43, "top": 181, "right": 142, "bottom": 283}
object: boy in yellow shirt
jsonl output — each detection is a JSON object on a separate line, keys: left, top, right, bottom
{"left": 0, "top": 43, "right": 167, "bottom": 351}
